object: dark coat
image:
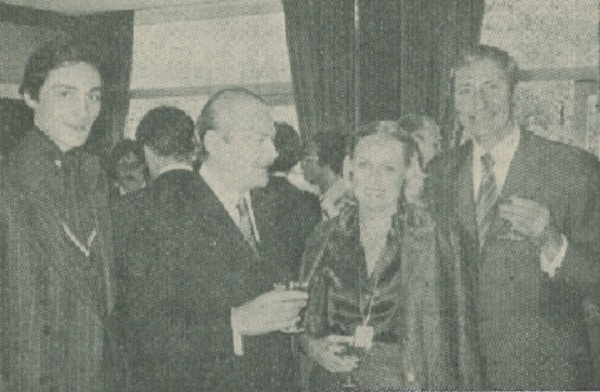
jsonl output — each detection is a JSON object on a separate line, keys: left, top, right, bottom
{"left": 251, "top": 175, "right": 321, "bottom": 280}
{"left": 0, "top": 128, "right": 114, "bottom": 392}
{"left": 112, "top": 170, "right": 302, "bottom": 391}
{"left": 429, "top": 130, "right": 600, "bottom": 390}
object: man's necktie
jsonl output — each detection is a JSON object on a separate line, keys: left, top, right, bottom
{"left": 476, "top": 152, "right": 498, "bottom": 247}
{"left": 236, "top": 196, "right": 258, "bottom": 253}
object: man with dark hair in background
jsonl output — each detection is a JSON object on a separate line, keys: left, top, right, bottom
{"left": 0, "top": 39, "right": 115, "bottom": 391}
{"left": 430, "top": 44, "right": 600, "bottom": 390}
{"left": 398, "top": 113, "right": 442, "bottom": 170}
{"left": 301, "top": 131, "right": 350, "bottom": 219}
{"left": 111, "top": 105, "right": 201, "bottom": 391}
{"left": 107, "top": 139, "right": 148, "bottom": 203}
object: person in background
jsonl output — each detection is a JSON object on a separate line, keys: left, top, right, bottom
{"left": 398, "top": 113, "right": 442, "bottom": 170}
{"left": 252, "top": 122, "right": 321, "bottom": 279}
{"left": 299, "top": 121, "right": 461, "bottom": 391}
{"left": 111, "top": 105, "right": 200, "bottom": 391}
{"left": 0, "top": 39, "right": 115, "bottom": 391}
{"left": 107, "top": 138, "right": 148, "bottom": 202}
{"left": 301, "top": 131, "right": 350, "bottom": 220}
{"left": 429, "top": 44, "right": 600, "bottom": 390}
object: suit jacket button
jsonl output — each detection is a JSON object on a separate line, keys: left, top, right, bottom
{"left": 42, "top": 324, "right": 51, "bottom": 335}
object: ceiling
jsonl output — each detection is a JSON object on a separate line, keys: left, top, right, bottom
{"left": 1, "top": 0, "right": 228, "bottom": 14}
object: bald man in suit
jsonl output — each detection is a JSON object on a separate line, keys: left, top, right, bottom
{"left": 114, "top": 93, "right": 307, "bottom": 391}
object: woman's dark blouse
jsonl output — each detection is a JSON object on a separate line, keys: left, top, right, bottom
{"left": 305, "top": 205, "right": 405, "bottom": 342}
{"left": 301, "top": 203, "right": 462, "bottom": 390}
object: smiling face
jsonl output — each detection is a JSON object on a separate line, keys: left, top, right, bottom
{"left": 211, "top": 97, "right": 277, "bottom": 191}
{"left": 115, "top": 151, "right": 146, "bottom": 193}
{"left": 24, "top": 62, "right": 102, "bottom": 152}
{"left": 454, "top": 57, "right": 513, "bottom": 146}
{"left": 351, "top": 134, "right": 406, "bottom": 214}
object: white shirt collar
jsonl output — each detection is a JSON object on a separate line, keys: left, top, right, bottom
{"left": 157, "top": 162, "right": 193, "bottom": 177}
{"left": 199, "top": 164, "right": 260, "bottom": 242}
{"left": 472, "top": 125, "right": 521, "bottom": 197}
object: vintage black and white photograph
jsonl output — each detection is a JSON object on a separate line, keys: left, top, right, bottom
{"left": 0, "top": 0, "right": 598, "bottom": 390}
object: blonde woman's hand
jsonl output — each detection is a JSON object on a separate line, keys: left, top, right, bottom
{"left": 306, "top": 334, "right": 359, "bottom": 373}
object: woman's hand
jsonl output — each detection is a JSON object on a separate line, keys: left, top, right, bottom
{"left": 306, "top": 334, "right": 359, "bottom": 373}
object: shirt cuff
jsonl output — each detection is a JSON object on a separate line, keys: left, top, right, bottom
{"left": 231, "top": 307, "right": 244, "bottom": 356}
{"left": 540, "top": 234, "right": 568, "bottom": 278}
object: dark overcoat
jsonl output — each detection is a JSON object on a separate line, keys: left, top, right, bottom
{"left": 0, "top": 128, "right": 114, "bottom": 391}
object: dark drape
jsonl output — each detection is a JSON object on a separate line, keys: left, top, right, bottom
{"left": 282, "top": 0, "right": 357, "bottom": 141}
{"left": 68, "top": 11, "right": 134, "bottom": 161}
{"left": 283, "top": 0, "right": 484, "bottom": 148}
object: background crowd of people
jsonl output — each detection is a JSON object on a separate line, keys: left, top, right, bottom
{"left": 0, "top": 38, "right": 598, "bottom": 391}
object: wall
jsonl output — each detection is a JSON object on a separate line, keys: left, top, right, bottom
{"left": 481, "top": 0, "right": 599, "bottom": 155}
{"left": 0, "top": 4, "right": 71, "bottom": 97}
{"left": 124, "top": 0, "right": 296, "bottom": 138}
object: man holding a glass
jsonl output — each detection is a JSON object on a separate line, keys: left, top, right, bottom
{"left": 430, "top": 45, "right": 600, "bottom": 390}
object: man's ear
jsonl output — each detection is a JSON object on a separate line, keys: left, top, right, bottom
{"left": 203, "top": 129, "right": 222, "bottom": 156}
{"left": 22, "top": 92, "right": 38, "bottom": 110}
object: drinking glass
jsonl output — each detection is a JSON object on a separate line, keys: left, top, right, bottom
{"left": 497, "top": 196, "right": 526, "bottom": 241}
{"left": 280, "top": 280, "right": 308, "bottom": 333}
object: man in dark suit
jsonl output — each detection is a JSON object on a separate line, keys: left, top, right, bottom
{"left": 252, "top": 122, "right": 321, "bottom": 280}
{"left": 430, "top": 45, "right": 600, "bottom": 390}
{"left": 114, "top": 93, "right": 307, "bottom": 391}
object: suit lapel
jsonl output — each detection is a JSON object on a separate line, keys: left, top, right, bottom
{"left": 195, "top": 177, "right": 260, "bottom": 262}
{"left": 485, "top": 130, "right": 539, "bottom": 242}
{"left": 456, "top": 142, "right": 479, "bottom": 246}
{"left": 500, "top": 130, "right": 540, "bottom": 200}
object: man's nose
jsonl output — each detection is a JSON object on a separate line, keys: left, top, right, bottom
{"left": 74, "top": 95, "right": 92, "bottom": 119}
{"left": 471, "top": 88, "right": 490, "bottom": 111}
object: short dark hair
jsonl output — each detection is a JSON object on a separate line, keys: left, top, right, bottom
{"left": 136, "top": 106, "right": 195, "bottom": 159}
{"left": 107, "top": 139, "right": 145, "bottom": 180}
{"left": 397, "top": 114, "right": 438, "bottom": 168}
{"left": 269, "top": 122, "right": 302, "bottom": 173}
{"left": 304, "top": 131, "right": 349, "bottom": 176}
{"left": 350, "top": 121, "right": 418, "bottom": 167}
{"left": 20, "top": 39, "right": 103, "bottom": 101}
{"left": 397, "top": 114, "right": 432, "bottom": 135}
{"left": 452, "top": 45, "right": 519, "bottom": 97}
{"left": 195, "top": 87, "right": 267, "bottom": 158}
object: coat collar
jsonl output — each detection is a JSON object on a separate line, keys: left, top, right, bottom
{"left": 195, "top": 175, "right": 262, "bottom": 261}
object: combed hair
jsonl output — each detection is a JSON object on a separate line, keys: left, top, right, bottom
{"left": 398, "top": 114, "right": 431, "bottom": 135}
{"left": 136, "top": 106, "right": 195, "bottom": 158}
{"left": 270, "top": 122, "right": 302, "bottom": 173}
{"left": 451, "top": 44, "right": 519, "bottom": 96}
{"left": 107, "top": 139, "right": 145, "bottom": 180}
{"left": 397, "top": 113, "right": 438, "bottom": 169}
{"left": 20, "top": 39, "right": 102, "bottom": 101}
{"left": 305, "top": 131, "right": 349, "bottom": 176}
{"left": 350, "top": 120, "right": 418, "bottom": 167}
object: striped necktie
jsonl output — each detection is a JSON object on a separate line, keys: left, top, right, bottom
{"left": 236, "top": 196, "right": 258, "bottom": 253}
{"left": 476, "top": 152, "right": 498, "bottom": 247}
